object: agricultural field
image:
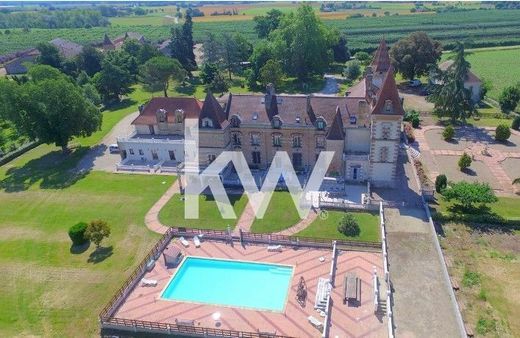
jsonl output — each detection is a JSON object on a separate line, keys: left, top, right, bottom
{"left": 443, "top": 47, "right": 520, "bottom": 100}
{"left": 4, "top": 9, "right": 520, "bottom": 55}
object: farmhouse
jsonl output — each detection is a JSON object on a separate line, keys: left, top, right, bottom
{"left": 100, "top": 32, "right": 146, "bottom": 51}
{"left": 117, "top": 40, "right": 404, "bottom": 187}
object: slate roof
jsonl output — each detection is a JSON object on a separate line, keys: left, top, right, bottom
{"left": 132, "top": 97, "right": 202, "bottom": 125}
{"left": 50, "top": 38, "right": 83, "bottom": 58}
{"left": 326, "top": 107, "right": 345, "bottom": 140}
{"left": 4, "top": 55, "right": 37, "bottom": 74}
{"left": 199, "top": 91, "right": 229, "bottom": 129}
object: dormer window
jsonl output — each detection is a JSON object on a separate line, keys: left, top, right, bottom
{"left": 384, "top": 100, "right": 393, "bottom": 113}
{"left": 175, "top": 109, "right": 184, "bottom": 123}
{"left": 252, "top": 112, "right": 258, "bottom": 121}
{"left": 350, "top": 116, "right": 357, "bottom": 125}
{"left": 202, "top": 118, "right": 213, "bottom": 128}
{"left": 157, "top": 109, "right": 167, "bottom": 123}
{"left": 230, "top": 114, "right": 241, "bottom": 128}
{"left": 316, "top": 118, "right": 326, "bottom": 130}
{"left": 272, "top": 116, "right": 282, "bottom": 129}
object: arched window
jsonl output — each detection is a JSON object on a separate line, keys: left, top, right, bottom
{"left": 230, "top": 114, "right": 241, "bottom": 128}
{"left": 315, "top": 117, "right": 326, "bottom": 130}
{"left": 202, "top": 118, "right": 213, "bottom": 128}
{"left": 175, "top": 109, "right": 184, "bottom": 123}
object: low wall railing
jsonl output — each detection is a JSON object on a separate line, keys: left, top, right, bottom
{"left": 380, "top": 202, "right": 395, "bottom": 338}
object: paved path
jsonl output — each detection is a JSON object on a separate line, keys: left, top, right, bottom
{"left": 144, "top": 180, "right": 180, "bottom": 234}
{"left": 76, "top": 111, "right": 139, "bottom": 172}
{"left": 275, "top": 209, "right": 318, "bottom": 235}
{"left": 318, "top": 74, "right": 340, "bottom": 95}
{"left": 232, "top": 201, "right": 256, "bottom": 234}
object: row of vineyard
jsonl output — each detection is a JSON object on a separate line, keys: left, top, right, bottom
{"left": 2, "top": 9, "right": 520, "bottom": 56}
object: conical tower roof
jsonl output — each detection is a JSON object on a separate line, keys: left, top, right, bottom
{"left": 371, "top": 67, "right": 404, "bottom": 116}
{"left": 371, "top": 39, "right": 391, "bottom": 73}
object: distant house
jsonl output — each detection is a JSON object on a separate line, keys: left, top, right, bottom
{"left": 2, "top": 48, "right": 40, "bottom": 75}
{"left": 50, "top": 38, "right": 84, "bottom": 59}
{"left": 158, "top": 39, "right": 171, "bottom": 57}
{"left": 436, "top": 60, "right": 482, "bottom": 103}
{"left": 100, "top": 32, "right": 146, "bottom": 51}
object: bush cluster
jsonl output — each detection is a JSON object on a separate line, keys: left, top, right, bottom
{"left": 68, "top": 222, "right": 88, "bottom": 246}
{"left": 337, "top": 213, "right": 360, "bottom": 237}
{"left": 495, "top": 124, "right": 511, "bottom": 142}
{"left": 442, "top": 125, "right": 455, "bottom": 141}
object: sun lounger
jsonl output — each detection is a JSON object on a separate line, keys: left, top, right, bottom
{"left": 193, "top": 236, "right": 201, "bottom": 248}
{"left": 267, "top": 244, "right": 282, "bottom": 252}
{"left": 343, "top": 273, "right": 360, "bottom": 304}
{"left": 141, "top": 278, "right": 158, "bottom": 287}
{"left": 179, "top": 236, "right": 189, "bottom": 247}
{"left": 175, "top": 318, "right": 195, "bottom": 326}
{"left": 308, "top": 315, "right": 323, "bottom": 332}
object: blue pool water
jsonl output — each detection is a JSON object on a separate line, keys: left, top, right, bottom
{"left": 161, "top": 257, "right": 293, "bottom": 311}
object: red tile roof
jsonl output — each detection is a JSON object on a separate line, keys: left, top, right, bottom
{"left": 326, "top": 107, "right": 345, "bottom": 140}
{"left": 439, "top": 60, "right": 481, "bottom": 83}
{"left": 199, "top": 91, "right": 228, "bottom": 129}
{"left": 371, "top": 39, "right": 391, "bottom": 73}
{"left": 132, "top": 97, "right": 202, "bottom": 125}
{"left": 371, "top": 67, "right": 405, "bottom": 116}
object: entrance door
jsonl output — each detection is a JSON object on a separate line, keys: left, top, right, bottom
{"left": 151, "top": 150, "right": 158, "bottom": 160}
{"left": 353, "top": 167, "right": 358, "bottom": 180}
{"left": 149, "top": 125, "right": 155, "bottom": 135}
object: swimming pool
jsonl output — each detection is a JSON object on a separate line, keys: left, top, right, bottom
{"left": 161, "top": 256, "right": 293, "bottom": 312}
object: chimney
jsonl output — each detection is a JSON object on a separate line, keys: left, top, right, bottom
{"left": 365, "top": 66, "right": 373, "bottom": 95}
{"left": 265, "top": 83, "right": 275, "bottom": 111}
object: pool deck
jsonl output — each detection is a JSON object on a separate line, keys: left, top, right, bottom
{"left": 113, "top": 239, "right": 387, "bottom": 338}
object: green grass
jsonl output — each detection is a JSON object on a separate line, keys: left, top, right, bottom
{"left": 431, "top": 196, "right": 520, "bottom": 221}
{"left": 0, "top": 171, "right": 175, "bottom": 336}
{"left": 250, "top": 191, "right": 301, "bottom": 233}
{"left": 158, "top": 193, "right": 248, "bottom": 230}
{"left": 297, "top": 210, "right": 380, "bottom": 242}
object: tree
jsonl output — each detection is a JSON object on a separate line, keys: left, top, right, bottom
{"left": 209, "top": 71, "right": 229, "bottom": 93}
{"left": 202, "top": 32, "right": 221, "bottom": 64}
{"left": 233, "top": 33, "right": 253, "bottom": 63}
{"left": 331, "top": 32, "right": 350, "bottom": 63}
{"left": 354, "top": 51, "right": 371, "bottom": 65}
{"left": 181, "top": 11, "right": 196, "bottom": 69}
{"left": 458, "top": 152, "right": 472, "bottom": 171}
{"left": 427, "top": 43, "right": 476, "bottom": 123}
{"left": 93, "top": 52, "right": 133, "bottom": 102}
{"left": 82, "top": 83, "right": 102, "bottom": 106}
{"left": 498, "top": 85, "right": 520, "bottom": 113}
{"left": 337, "top": 213, "right": 360, "bottom": 237}
{"left": 76, "top": 45, "right": 103, "bottom": 76}
{"left": 259, "top": 59, "right": 284, "bottom": 88}
{"left": 495, "top": 124, "right": 511, "bottom": 142}
{"left": 84, "top": 220, "right": 111, "bottom": 248}
{"left": 253, "top": 9, "right": 284, "bottom": 38}
{"left": 443, "top": 125, "right": 455, "bottom": 141}
{"left": 220, "top": 33, "right": 242, "bottom": 80}
{"left": 435, "top": 174, "right": 447, "bottom": 193}
{"left": 271, "top": 5, "right": 333, "bottom": 81}
{"left": 480, "top": 78, "right": 492, "bottom": 99}
{"left": 36, "top": 42, "right": 62, "bottom": 69}
{"left": 200, "top": 63, "right": 219, "bottom": 85}
{"left": 248, "top": 41, "right": 274, "bottom": 87}
{"left": 68, "top": 222, "right": 88, "bottom": 246}
{"left": 404, "top": 110, "right": 420, "bottom": 128}
{"left": 344, "top": 60, "right": 361, "bottom": 82}
{"left": 512, "top": 115, "right": 520, "bottom": 131}
{"left": 0, "top": 67, "right": 101, "bottom": 152}
{"left": 443, "top": 181, "right": 497, "bottom": 210}
{"left": 169, "top": 13, "right": 196, "bottom": 71}
{"left": 390, "top": 32, "right": 442, "bottom": 80}
{"left": 139, "top": 56, "right": 185, "bottom": 97}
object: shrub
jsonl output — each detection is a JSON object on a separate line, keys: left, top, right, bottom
{"left": 403, "top": 121, "right": 415, "bottom": 142}
{"left": 435, "top": 174, "right": 447, "bottom": 193}
{"left": 512, "top": 115, "right": 520, "bottom": 130}
{"left": 85, "top": 219, "right": 111, "bottom": 248}
{"left": 458, "top": 152, "right": 472, "bottom": 171}
{"left": 495, "top": 124, "right": 511, "bottom": 142}
{"left": 68, "top": 222, "right": 88, "bottom": 246}
{"left": 462, "top": 270, "right": 481, "bottom": 287}
{"left": 337, "top": 213, "right": 360, "bottom": 237}
{"left": 404, "top": 110, "right": 420, "bottom": 128}
{"left": 442, "top": 125, "right": 455, "bottom": 141}
{"left": 443, "top": 181, "right": 497, "bottom": 210}
{"left": 476, "top": 316, "right": 497, "bottom": 335}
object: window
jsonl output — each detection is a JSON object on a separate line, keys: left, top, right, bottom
{"left": 168, "top": 150, "right": 176, "bottom": 161}
{"left": 157, "top": 109, "right": 166, "bottom": 123}
{"left": 175, "top": 109, "right": 183, "bottom": 123}
{"left": 208, "top": 154, "right": 216, "bottom": 163}
{"left": 250, "top": 133, "right": 260, "bottom": 146}
{"left": 292, "top": 153, "right": 302, "bottom": 168}
{"left": 380, "top": 146, "right": 389, "bottom": 162}
{"left": 384, "top": 100, "right": 393, "bottom": 113}
{"left": 381, "top": 123, "right": 391, "bottom": 139}
{"left": 292, "top": 134, "right": 302, "bottom": 148}
{"left": 151, "top": 150, "right": 158, "bottom": 160}
{"left": 129, "top": 148, "right": 134, "bottom": 155}
{"left": 202, "top": 118, "right": 213, "bottom": 128}
{"left": 316, "top": 119, "right": 325, "bottom": 130}
{"left": 252, "top": 151, "right": 261, "bottom": 164}
{"left": 272, "top": 133, "right": 282, "bottom": 147}
{"left": 272, "top": 116, "right": 282, "bottom": 129}
{"left": 232, "top": 132, "right": 241, "bottom": 145}
{"left": 316, "top": 135, "right": 325, "bottom": 148}
{"left": 138, "top": 149, "right": 144, "bottom": 156}
{"left": 349, "top": 116, "right": 357, "bottom": 125}
{"left": 230, "top": 115, "right": 241, "bottom": 128}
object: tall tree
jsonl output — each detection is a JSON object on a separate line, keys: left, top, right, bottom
{"left": 0, "top": 66, "right": 101, "bottom": 153}
{"left": 169, "top": 13, "right": 196, "bottom": 71}
{"left": 427, "top": 43, "right": 476, "bottom": 123}
{"left": 259, "top": 59, "right": 284, "bottom": 88}
{"left": 139, "top": 56, "right": 185, "bottom": 97}
{"left": 182, "top": 11, "right": 196, "bottom": 69}
{"left": 36, "top": 42, "right": 62, "bottom": 69}
{"left": 248, "top": 41, "right": 274, "bottom": 87}
{"left": 331, "top": 32, "right": 350, "bottom": 63}
{"left": 271, "top": 5, "right": 333, "bottom": 81}
{"left": 390, "top": 31, "right": 442, "bottom": 80}
{"left": 202, "top": 32, "right": 221, "bottom": 64}
{"left": 93, "top": 52, "right": 133, "bottom": 102}
{"left": 220, "top": 33, "right": 241, "bottom": 80}
{"left": 253, "top": 9, "right": 284, "bottom": 38}
{"left": 76, "top": 45, "right": 103, "bottom": 76}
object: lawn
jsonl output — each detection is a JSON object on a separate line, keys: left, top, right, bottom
{"left": 158, "top": 193, "right": 248, "bottom": 230}
{"left": 430, "top": 196, "right": 520, "bottom": 221}
{"left": 0, "top": 171, "right": 175, "bottom": 336}
{"left": 297, "top": 210, "right": 380, "bottom": 242}
{"left": 443, "top": 47, "right": 520, "bottom": 100}
{"left": 250, "top": 191, "right": 302, "bottom": 233}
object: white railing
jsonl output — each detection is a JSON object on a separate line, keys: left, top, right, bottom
{"left": 380, "top": 202, "right": 395, "bottom": 338}
{"left": 322, "top": 241, "right": 337, "bottom": 338}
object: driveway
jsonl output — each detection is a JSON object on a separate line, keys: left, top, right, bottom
{"left": 318, "top": 74, "right": 341, "bottom": 95}
{"left": 76, "top": 111, "right": 138, "bottom": 172}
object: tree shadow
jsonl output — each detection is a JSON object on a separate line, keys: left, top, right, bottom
{"left": 70, "top": 241, "right": 90, "bottom": 254}
{"left": 104, "top": 97, "right": 137, "bottom": 113}
{"left": 461, "top": 167, "right": 476, "bottom": 176}
{"left": 0, "top": 146, "right": 91, "bottom": 192}
{"left": 87, "top": 245, "right": 113, "bottom": 264}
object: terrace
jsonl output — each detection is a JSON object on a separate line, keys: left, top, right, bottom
{"left": 101, "top": 228, "right": 388, "bottom": 338}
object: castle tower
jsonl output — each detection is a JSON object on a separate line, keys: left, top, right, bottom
{"left": 371, "top": 39, "right": 391, "bottom": 88}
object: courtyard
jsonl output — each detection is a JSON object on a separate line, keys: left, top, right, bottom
{"left": 414, "top": 125, "right": 520, "bottom": 194}
{"left": 109, "top": 237, "right": 387, "bottom": 338}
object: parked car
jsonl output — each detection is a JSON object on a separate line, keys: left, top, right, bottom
{"left": 408, "top": 79, "right": 422, "bottom": 87}
{"left": 108, "top": 144, "right": 119, "bottom": 153}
